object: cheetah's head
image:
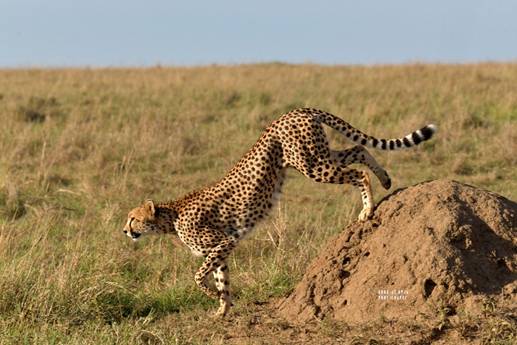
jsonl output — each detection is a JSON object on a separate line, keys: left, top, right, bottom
{"left": 123, "top": 200, "right": 159, "bottom": 241}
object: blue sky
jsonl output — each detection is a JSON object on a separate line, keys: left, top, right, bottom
{"left": 1, "top": 0, "right": 516, "bottom": 67}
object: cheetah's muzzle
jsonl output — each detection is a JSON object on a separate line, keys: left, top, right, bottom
{"left": 130, "top": 233, "right": 141, "bottom": 241}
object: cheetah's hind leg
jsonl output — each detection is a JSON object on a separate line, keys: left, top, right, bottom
{"left": 330, "top": 145, "right": 391, "bottom": 190}
{"left": 356, "top": 171, "right": 374, "bottom": 221}
{"left": 300, "top": 159, "right": 375, "bottom": 221}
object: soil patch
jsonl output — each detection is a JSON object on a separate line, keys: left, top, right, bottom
{"left": 278, "top": 179, "right": 517, "bottom": 324}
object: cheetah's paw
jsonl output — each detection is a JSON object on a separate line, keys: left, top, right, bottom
{"left": 358, "top": 207, "right": 373, "bottom": 221}
{"left": 380, "top": 171, "right": 391, "bottom": 190}
{"left": 212, "top": 304, "right": 230, "bottom": 318}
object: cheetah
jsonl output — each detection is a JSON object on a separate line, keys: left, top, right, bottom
{"left": 123, "top": 108, "right": 436, "bottom": 317}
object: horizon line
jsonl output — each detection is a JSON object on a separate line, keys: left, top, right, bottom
{"left": 1, "top": 59, "right": 516, "bottom": 70}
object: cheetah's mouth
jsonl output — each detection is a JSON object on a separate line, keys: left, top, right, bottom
{"left": 130, "top": 232, "right": 141, "bottom": 241}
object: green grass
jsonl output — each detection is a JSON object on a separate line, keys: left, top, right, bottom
{"left": 0, "top": 63, "right": 516, "bottom": 344}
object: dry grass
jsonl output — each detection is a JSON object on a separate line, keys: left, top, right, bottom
{"left": 0, "top": 63, "right": 515, "bottom": 344}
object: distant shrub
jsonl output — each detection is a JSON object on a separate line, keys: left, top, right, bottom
{"left": 16, "top": 96, "right": 61, "bottom": 123}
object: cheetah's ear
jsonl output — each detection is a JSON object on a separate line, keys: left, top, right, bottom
{"left": 143, "top": 199, "right": 156, "bottom": 219}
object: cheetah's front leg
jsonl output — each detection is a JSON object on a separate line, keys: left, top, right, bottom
{"left": 194, "top": 238, "right": 236, "bottom": 317}
{"left": 213, "top": 264, "right": 231, "bottom": 317}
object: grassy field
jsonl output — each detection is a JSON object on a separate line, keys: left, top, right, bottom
{"left": 0, "top": 63, "right": 516, "bottom": 344}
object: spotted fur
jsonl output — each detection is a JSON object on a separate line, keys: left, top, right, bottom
{"left": 123, "top": 108, "right": 437, "bottom": 316}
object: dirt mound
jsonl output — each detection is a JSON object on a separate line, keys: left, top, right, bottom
{"left": 278, "top": 179, "right": 517, "bottom": 324}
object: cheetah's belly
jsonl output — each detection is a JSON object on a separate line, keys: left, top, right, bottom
{"left": 226, "top": 169, "right": 286, "bottom": 240}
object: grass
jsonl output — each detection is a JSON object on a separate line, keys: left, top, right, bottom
{"left": 0, "top": 63, "right": 516, "bottom": 344}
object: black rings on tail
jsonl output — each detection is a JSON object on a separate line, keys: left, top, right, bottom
{"left": 311, "top": 108, "right": 437, "bottom": 150}
{"left": 367, "top": 124, "right": 437, "bottom": 150}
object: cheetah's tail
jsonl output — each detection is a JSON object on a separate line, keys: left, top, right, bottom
{"left": 315, "top": 110, "right": 437, "bottom": 150}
